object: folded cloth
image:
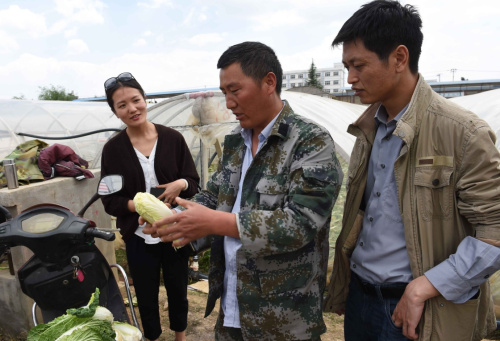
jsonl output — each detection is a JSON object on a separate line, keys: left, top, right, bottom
{"left": 0, "top": 139, "right": 48, "bottom": 188}
{"left": 38, "top": 144, "right": 94, "bottom": 180}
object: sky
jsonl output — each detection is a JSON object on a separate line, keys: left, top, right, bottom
{"left": 1, "top": 0, "right": 499, "bottom": 100}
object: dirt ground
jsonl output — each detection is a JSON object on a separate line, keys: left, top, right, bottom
{"left": 0, "top": 280, "right": 498, "bottom": 341}
{"left": 125, "top": 281, "right": 499, "bottom": 341}
{"left": 125, "top": 280, "right": 345, "bottom": 341}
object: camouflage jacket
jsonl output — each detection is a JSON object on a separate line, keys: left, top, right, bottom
{"left": 192, "top": 101, "right": 342, "bottom": 340}
{"left": 0, "top": 139, "right": 48, "bottom": 188}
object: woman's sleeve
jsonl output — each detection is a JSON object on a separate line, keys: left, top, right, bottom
{"left": 100, "top": 142, "right": 134, "bottom": 217}
{"left": 177, "top": 134, "right": 200, "bottom": 198}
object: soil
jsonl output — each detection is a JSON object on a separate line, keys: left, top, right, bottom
{"left": 123, "top": 281, "right": 499, "bottom": 341}
{"left": 0, "top": 280, "right": 498, "bottom": 341}
{"left": 123, "top": 280, "right": 345, "bottom": 341}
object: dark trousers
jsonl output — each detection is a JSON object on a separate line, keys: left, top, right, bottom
{"left": 344, "top": 273, "right": 410, "bottom": 341}
{"left": 126, "top": 234, "right": 189, "bottom": 340}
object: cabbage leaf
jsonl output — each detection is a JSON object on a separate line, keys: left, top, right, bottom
{"left": 27, "top": 288, "right": 142, "bottom": 341}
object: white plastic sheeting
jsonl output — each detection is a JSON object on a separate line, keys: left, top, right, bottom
{"left": 281, "top": 91, "right": 365, "bottom": 160}
{"left": 2, "top": 88, "right": 497, "bottom": 171}
{"left": 0, "top": 100, "right": 120, "bottom": 164}
{"left": 449, "top": 89, "right": 500, "bottom": 150}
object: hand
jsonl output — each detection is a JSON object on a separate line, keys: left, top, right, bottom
{"left": 392, "top": 275, "right": 439, "bottom": 340}
{"left": 139, "top": 210, "right": 176, "bottom": 238}
{"left": 152, "top": 197, "right": 238, "bottom": 246}
{"left": 156, "top": 180, "right": 185, "bottom": 205}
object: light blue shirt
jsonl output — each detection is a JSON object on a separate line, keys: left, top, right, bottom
{"left": 351, "top": 103, "right": 500, "bottom": 303}
{"left": 350, "top": 104, "right": 412, "bottom": 284}
{"left": 221, "top": 108, "right": 282, "bottom": 328}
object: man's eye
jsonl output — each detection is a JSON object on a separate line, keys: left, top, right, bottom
{"left": 231, "top": 89, "right": 240, "bottom": 94}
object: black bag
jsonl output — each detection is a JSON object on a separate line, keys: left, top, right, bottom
{"left": 187, "top": 235, "right": 212, "bottom": 256}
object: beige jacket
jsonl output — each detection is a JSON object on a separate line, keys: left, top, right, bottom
{"left": 324, "top": 75, "right": 500, "bottom": 340}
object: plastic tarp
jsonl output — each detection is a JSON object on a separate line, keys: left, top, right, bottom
{"left": 450, "top": 89, "right": 500, "bottom": 150}
{"left": 0, "top": 100, "right": 120, "bottom": 165}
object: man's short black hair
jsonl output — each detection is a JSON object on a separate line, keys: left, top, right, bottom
{"left": 217, "top": 41, "right": 283, "bottom": 95}
{"left": 333, "top": 0, "right": 423, "bottom": 74}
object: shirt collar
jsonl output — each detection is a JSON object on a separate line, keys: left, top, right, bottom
{"left": 375, "top": 103, "right": 409, "bottom": 126}
{"left": 240, "top": 101, "right": 284, "bottom": 143}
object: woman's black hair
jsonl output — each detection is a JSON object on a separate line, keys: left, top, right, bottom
{"left": 105, "top": 78, "right": 146, "bottom": 113}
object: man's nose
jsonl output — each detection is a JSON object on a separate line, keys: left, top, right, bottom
{"left": 225, "top": 96, "right": 236, "bottom": 110}
{"left": 347, "top": 70, "right": 358, "bottom": 84}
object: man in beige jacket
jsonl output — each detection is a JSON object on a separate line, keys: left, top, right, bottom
{"left": 324, "top": 1, "right": 500, "bottom": 340}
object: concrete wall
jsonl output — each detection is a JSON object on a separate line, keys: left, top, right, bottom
{"left": 0, "top": 169, "right": 116, "bottom": 338}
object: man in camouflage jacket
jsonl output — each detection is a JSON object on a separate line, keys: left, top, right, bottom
{"left": 143, "top": 42, "right": 342, "bottom": 340}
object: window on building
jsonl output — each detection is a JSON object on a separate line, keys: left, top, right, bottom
{"left": 334, "top": 89, "right": 339, "bottom": 92}
{"left": 299, "top": 74, "right": 303, "bottom": 79}
{"left": 334, "top": 80, "right": 339, "bottom": 84}
{"left": 315, "top": 73, "right": 320, "bottom": 77}
{"left": 282, "top": 75, "right": 287, "bottom": 80}
{"left": 325, "top": 81, "right": 331, "bottom": 85}
{"left": 282, "top": 84, "right": 287, "bottom": 88}
{"left": 325, "top": 72, "right": 331, "bottom": 77}
{"left": 334, "top": 71, "right": 339, "bottom": 76}
{"left": 291, "top": 83, "right": 296, "bottom": 88}
{"left": 291, "top": 75, "right": 296, "bottom": 79}
{"left": 298, "top": 83, "right": 303, "bottom": 86}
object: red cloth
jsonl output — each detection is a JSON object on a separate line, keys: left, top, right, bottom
{"left": 37, "top": 144, "right": 94, "bottom": 180}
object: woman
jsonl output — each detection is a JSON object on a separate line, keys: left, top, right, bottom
{"left": 100, "top": 72, "right": 199, "bottom": 341}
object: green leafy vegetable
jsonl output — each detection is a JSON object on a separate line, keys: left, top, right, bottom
{"left": 55, "top": 319, "right": 115, "bottom": 341}
{"left": 27, "top": 288, "right": 142, "bottom": 341}
{"left": 133, "top": 192, "right": 173, "bottom": 224}
{"left": 66, "top": 287, "right": 100, "bottom": 318}
{"left": 112, "top": 321, "right": 143, "bottom": 341}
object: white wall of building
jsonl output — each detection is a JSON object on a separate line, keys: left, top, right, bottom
{"left": 282, "top": 63, "right": 345, "bottom": 95}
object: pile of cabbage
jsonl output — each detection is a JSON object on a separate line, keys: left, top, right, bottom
{"left": 27, "top": 288, "right": 142, "bottom": 341}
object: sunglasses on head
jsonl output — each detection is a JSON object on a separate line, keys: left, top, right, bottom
{"left": 104, "top": 72, "right": 135, "bottom": 91}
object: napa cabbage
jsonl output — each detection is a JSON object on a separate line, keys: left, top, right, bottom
{"left": 133, "top": 192, "right": 173, "bottom": 224}
{"left": 27, "top": 288, "right": 142, "bottom": 341}
{"left": 113, "top": 321, "right": 144, "bottom": 341}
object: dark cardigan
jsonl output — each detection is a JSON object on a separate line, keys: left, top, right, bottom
{"left": 100, "top": 124, "right": 200, "bottom": 242}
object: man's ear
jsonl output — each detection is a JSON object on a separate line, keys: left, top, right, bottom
{"left": 393, "top": 45, "right": 410, "bottom": 73}
{"left": 262, "top": 72, "right": 277, "bottom": 95}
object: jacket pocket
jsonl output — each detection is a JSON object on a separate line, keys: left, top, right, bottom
{"left": 256, "top": 177, "right": 287, "bottom": 210}
{"left": 430, "top": 296, "right": 478, "bottom": 340}
{"left": 258, "top": 263, "right": 312, "bottom": 295}
{"left": 414, "top": 166, "right": 454, "bottom": 221}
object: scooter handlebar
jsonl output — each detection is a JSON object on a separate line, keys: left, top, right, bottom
{"left": 85, "top": 228, "right": 116, "bottom": 242}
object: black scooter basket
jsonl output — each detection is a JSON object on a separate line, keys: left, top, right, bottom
{"left": 18, "top": 245, "right": 110, "bottom": 311}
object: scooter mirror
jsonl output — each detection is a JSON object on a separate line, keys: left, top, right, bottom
{"left": 98, "top": 175, "right": 124, "bottom": 196}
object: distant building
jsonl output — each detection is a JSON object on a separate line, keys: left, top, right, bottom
{"left": 337, "top": 78, "right": 500, "bottom": 104}
{"left": 282, "top": 63, "right": 345, "bottom": 95}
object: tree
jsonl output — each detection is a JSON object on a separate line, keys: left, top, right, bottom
{"left": 305, "top": 60, "right": 323, "bottom": 90}
{"left": 12, "top": 94, "right": 26, "bottom": 100}
{"left": 38, "top": 85, "right": 78, "bottom": 101}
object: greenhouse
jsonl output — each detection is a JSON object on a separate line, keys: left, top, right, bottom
{"left": 0, "top": 91, "right": 366, "bottom": 187}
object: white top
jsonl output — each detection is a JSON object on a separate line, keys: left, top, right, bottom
{"left": 133, "top": 139, "right": 162, "bottom": 244}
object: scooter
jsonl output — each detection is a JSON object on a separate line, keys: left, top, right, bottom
{"left": 0, "top": 175, "right": 141, "bottom": 335}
